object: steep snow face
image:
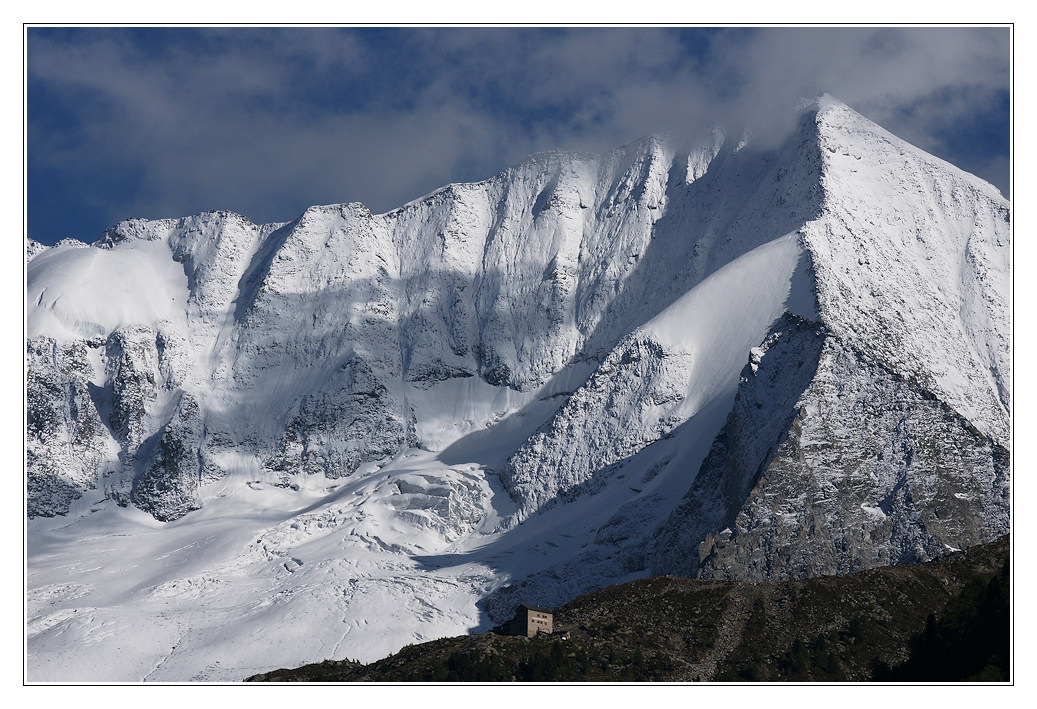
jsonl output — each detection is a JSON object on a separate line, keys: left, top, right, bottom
{"left": 807, "top": 96, "right": 1010, "bottom": 445}
{"left": 25, "top": 96, "right": 1010, "bottom": 682}
{"left": 385, "top": 115, "right": 821, "bottom": 397}
{"left": 226, "top": 203, "right": 417, "bottom": 481}
{"left": 502, "top": 233, "right": 815, "bottom": 519}
{"left": 384, "top": 139, "right": 682, "bottom": 394}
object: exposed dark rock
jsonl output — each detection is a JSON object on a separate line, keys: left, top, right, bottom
{"left": 651, "top": 317, "right": 1009, "bottom": 582}
{"left": 26, "top": 337, "right": 115, "bottom": 517}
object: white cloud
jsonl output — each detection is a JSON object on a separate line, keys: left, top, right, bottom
{"left": 27, "top": 27, "right": 1010, "bottom": 238}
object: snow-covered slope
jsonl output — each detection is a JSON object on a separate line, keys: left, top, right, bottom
{"left": 501, "top": 233, "right": 815, "bottom": 520}
{"left": 808, "top": 96, "right": 1009, "bottom": 446}
{"left": 25, "top": 95, "right": 1010, "bottom": 681}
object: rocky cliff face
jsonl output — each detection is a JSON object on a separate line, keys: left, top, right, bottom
{"left": 26, "top": 337, "right": 116, "bottom": 517}
{"left": 649, "top": 315, "right": 1009, "bottom": 581}
{"left": 695, "top": 340, "right": 1009, "bottom": 580}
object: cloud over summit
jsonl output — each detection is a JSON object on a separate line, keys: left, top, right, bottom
{"left": 27, "top": 27, "right": 1009, "bottom": 245}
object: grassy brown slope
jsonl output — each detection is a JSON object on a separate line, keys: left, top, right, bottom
{"left": 247, "top": 534, "right": 1009, "bottom": 682}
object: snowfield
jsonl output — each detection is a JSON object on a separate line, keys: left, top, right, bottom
{"left": 28, "top": 233, "right": 811, "bottom": 680}
{"left": 27, "top": 237, "right": 190, "bottom": 341}
{"left": 25, "top": 96, "right": 1010, "bottom": 681}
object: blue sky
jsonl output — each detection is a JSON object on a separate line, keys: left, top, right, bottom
{"left": 26, "top": 26, "right": 1010, "bottom": 245}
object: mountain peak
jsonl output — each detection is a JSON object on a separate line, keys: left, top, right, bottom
{"left": 26, "top": 97, "right": 1010, "bottom": 681}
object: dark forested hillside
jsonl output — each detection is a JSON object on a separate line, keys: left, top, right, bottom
{"left": 248, "top": 535, "right": 1010, "bottom": 683}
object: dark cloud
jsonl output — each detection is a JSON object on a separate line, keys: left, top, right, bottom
{"left": 26, "top": 27, "right": 1010, "bottom": 245}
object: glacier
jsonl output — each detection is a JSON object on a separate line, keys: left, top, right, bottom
{"left": 25, "top": 95, "right": 1010, "bottom": 681}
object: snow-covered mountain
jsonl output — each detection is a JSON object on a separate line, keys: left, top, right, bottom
{"left": 25, "top": 95, "right": 1010, "bottom": 681}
